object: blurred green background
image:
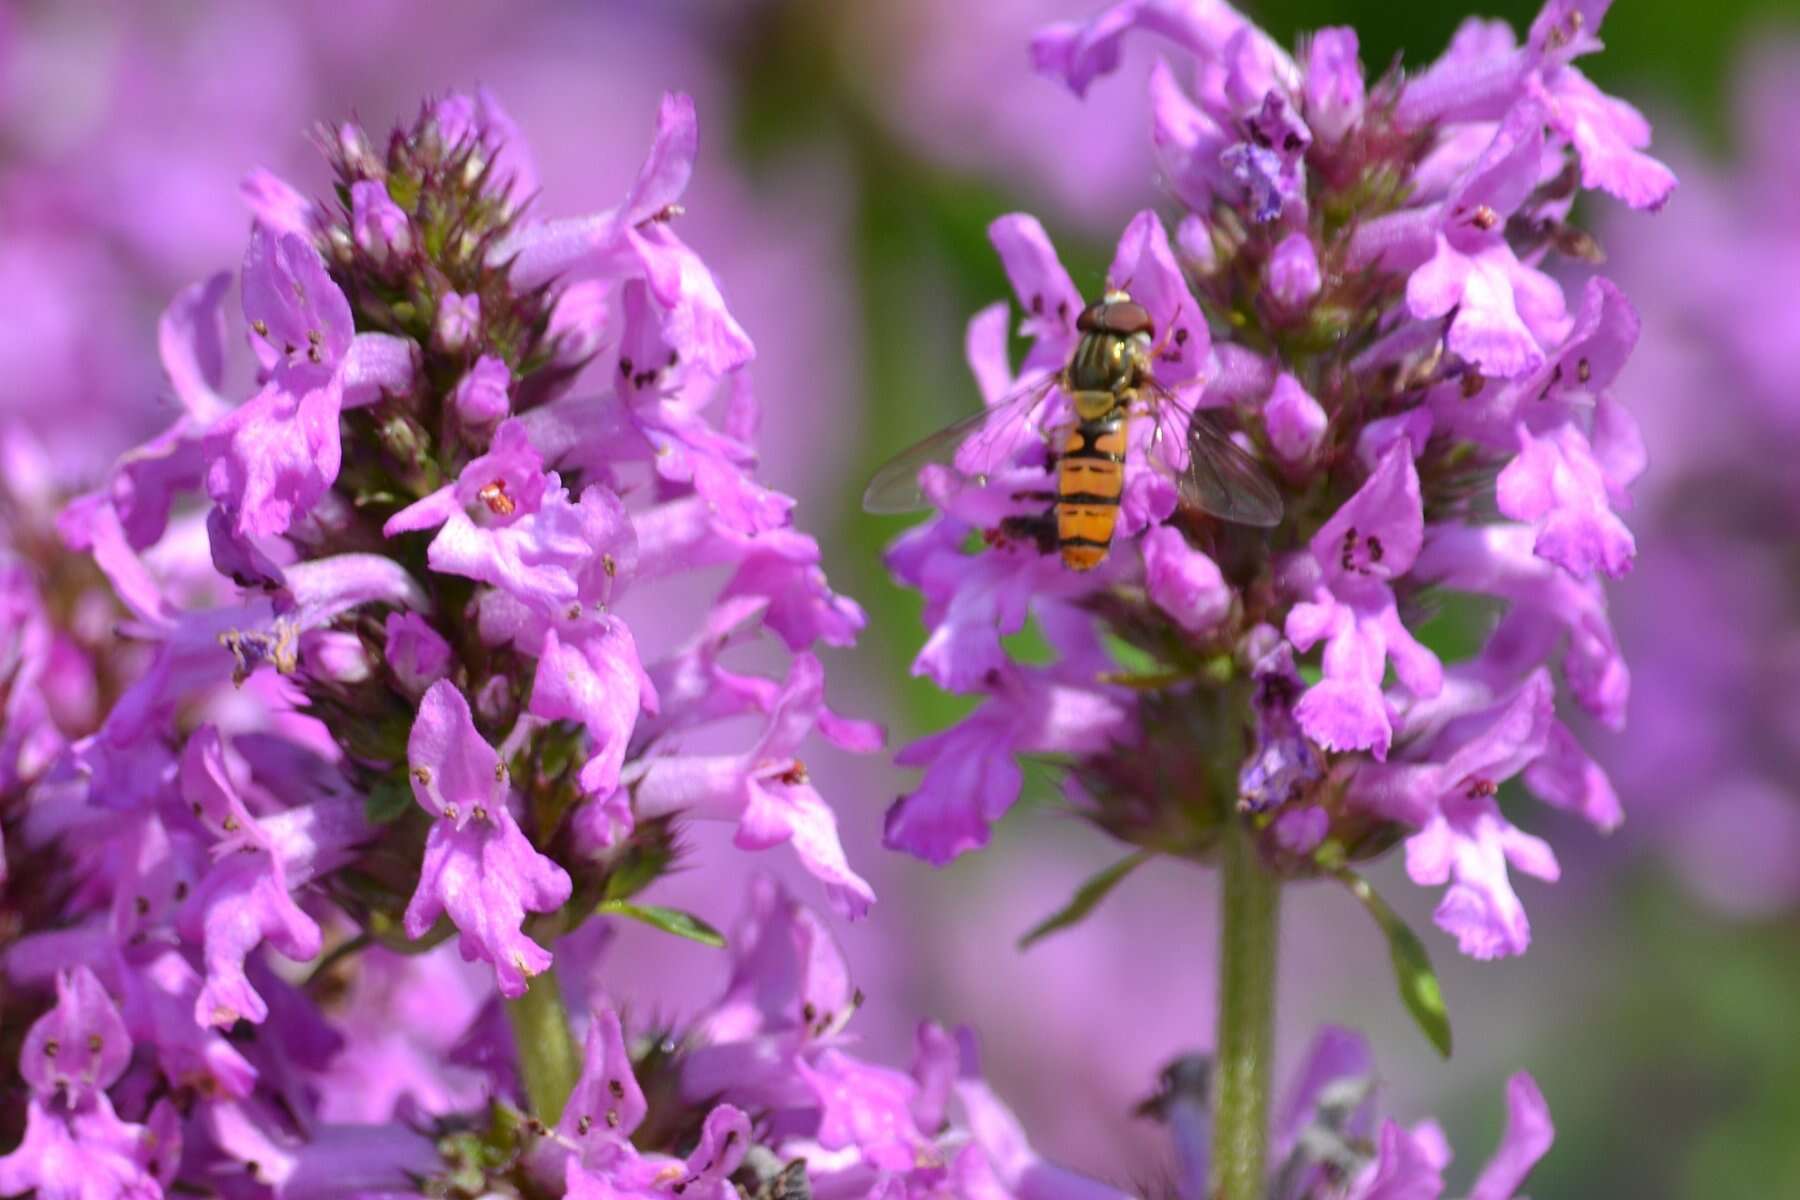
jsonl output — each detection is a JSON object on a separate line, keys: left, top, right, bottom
{"left": 720, "top": 1, "right": 1800, "bottom": 1197}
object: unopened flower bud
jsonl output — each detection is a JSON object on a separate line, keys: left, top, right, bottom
{"left": 452, "top": 354, "right": 512, "bottom": 427}
{"left": 436, "top": 292, "right": 481, "bottom": 352}
{"left": 1266, "top": 232, "right": 1322, "bottom": 312}
{"left": 350, "top": 180, "right": 412, "bottom": 264}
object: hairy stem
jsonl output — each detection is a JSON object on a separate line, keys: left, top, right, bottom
{"left": 1212, "top": 815, "right": 1281, "bottom": 1200}
{"left": 506, "top": 969, "right": 582, "bottom": 1124}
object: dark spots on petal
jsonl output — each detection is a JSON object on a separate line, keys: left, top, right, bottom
{"left": 1469, "top": 205, "right": 1501, "bottom": 232}
{"left": 443, "top": 804, "right": 460, "bottom": 822}
{"left": 602, "top": 553, "right": 617, "bottom": 578}
{"left": 852, "top": 987, "right": 866, "bottom": 1008}
{"left": 1283, "top": 132, "right": 1304, "bottom": 152}
{"left": 802, "top": 1002, "right": 817, "bottom": 1024}
{"left": 607, "top": 1079, "right": 625, "bottom": 1099}
{"left": 174, "top": 881, "right": 189, "bottom": 902}
{"left": 605, "top": 1109, "right": 621, "bottom": 1129}
{"left": 577, "top": 1113, "right": 592, "bottom": 1136}
{"left": 413, "top": 765, "right": 432, "bottom": 786}
{"left": 1174, "top": 328, "right": 1189, "bottom": 345}
{"left": 87, "top": 1034, "right": 103, "bottom": 1054}
{"left": 777, "top": 760, "right": 809, "bottom": 786}
{"left": 1366, "top": 535, "right": 1385, "bottom": 563}
{"left": 1576, "top": 357, "right": 1592, "bottom": 383}
{"left": 135, "top": 896, "right": 151, "bottom": 916}
{"left": 667, "top": 349, "right": 680, "bottom": 367}
{"left": 43, "top": 1040, "right": 58, "bottom": 1059}
{"left": 1461, "top": 371, "right": 1485, "bottom": 399}
{"left": 251, "top": 319, "right": 269, "bottom": 337}
{"left": 494, "top": 761, "right": 507, "bottom": 782}
{"left": 222, "top": 815, "right": 239, "bottom": 833}
{"left": 1030, "top": 293, "right": 1044, "bottom": 316}
{"left": 619, "top": 356, "right": 634, "bottom": 377}
{"left": 471, "top": 805, "right": 489, "bottom": 823}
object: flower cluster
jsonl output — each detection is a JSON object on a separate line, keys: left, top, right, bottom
{"left": 0, "top": 868, "right": 1122, "bottom": 1198}
{"left": 883, "top": 0, "right": 1669, "bottom": 963}
{"left": 1139, "top": 1025, "right": 1555, "bottom": 1200}
{"left": 0, "top": 88, "right": 925, "bottom": 1197}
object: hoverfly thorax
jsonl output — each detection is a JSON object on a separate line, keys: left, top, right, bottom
{"left": 1068, "top": 292, "right": 1155, "bottom": 414}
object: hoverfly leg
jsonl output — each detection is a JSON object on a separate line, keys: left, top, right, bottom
{"left": 994, "top": 511, "right": 1059, "bottom": 557}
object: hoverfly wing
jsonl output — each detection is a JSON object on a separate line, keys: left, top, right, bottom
{"left": 861, "top": 374, "right": 1058, "bottom": 514}
{"left": 1144, "top": 384, "right": 1284, "bottom": 528}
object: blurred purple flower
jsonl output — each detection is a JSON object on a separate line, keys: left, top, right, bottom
{"left": 1596, "top": 40, "right": 1800, "bottom": 915}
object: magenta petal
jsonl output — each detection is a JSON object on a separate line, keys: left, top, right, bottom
{"left": 988, "top": 213, "right": 1083, "bottom": 363}
{"left": 559, "top": 1008, "right": 648, "bottom": 1145}
{"left": 241, "top": 224, "right": 353, "bottom": 375}
{"left": 203, "top": 372, "right": 345, "bottom": 539}
{"left": 1109, "top": 210, "right": 1211, "bottom": 383}
{"left": 20, "top": 967, "right": 131, "bottom": 1100}
{"left": 409, "top": 680, "right": 507, "bottom": 826}
{"left": 1143, "top": 526, "right": 1231, "bottom": 633}
{"left": 1467, "top": 1073, "right": 1555, "bottom": 1200}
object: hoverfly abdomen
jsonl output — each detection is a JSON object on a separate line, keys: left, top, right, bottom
{"left": 1056, "top": 414, "right": 1128, "bottom": 571}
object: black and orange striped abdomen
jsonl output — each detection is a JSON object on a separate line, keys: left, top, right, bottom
{"left": 1056, "top": 415, "right": 1127, "bottom": 571}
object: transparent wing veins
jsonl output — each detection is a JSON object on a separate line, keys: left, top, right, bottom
{"left": 1143, "top": 383, "right": 1284, "bottom": 528}
{"left": 861, "top": 373, "right": 1058, "bottom": 514}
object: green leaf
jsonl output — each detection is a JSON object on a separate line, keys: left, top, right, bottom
{"left": 364, "top": 776, "right": 414, "bottom": 825}
{"left": 1331, "top": 867, "right": 1453, "bottom": 1058}
{"left": 1019, "top": 850, "right": 1154, "bottom": 950}
{"left": 597, "top": 901, "right": 726, "bottom": 949}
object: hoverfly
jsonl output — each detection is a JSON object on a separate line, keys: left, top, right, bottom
{"left": 862, "top": 290, "right": 1283, "bottom": 569}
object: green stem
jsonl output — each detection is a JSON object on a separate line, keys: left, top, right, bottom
{"left": 505, "top": 970, "right": 581, "bottom": 1124}
{"left": 1211, "top": 816, "right": 1281, "bottom": 1200}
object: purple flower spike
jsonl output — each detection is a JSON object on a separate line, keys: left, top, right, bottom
{"left": 882, "top": 0, "right": 1662, "bottom": 949}
{"left": 11, "top": 71, "right": 887, "bottom": 1197}
{"left": 403, "top": 681, "right": 572, "bottom": 996}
